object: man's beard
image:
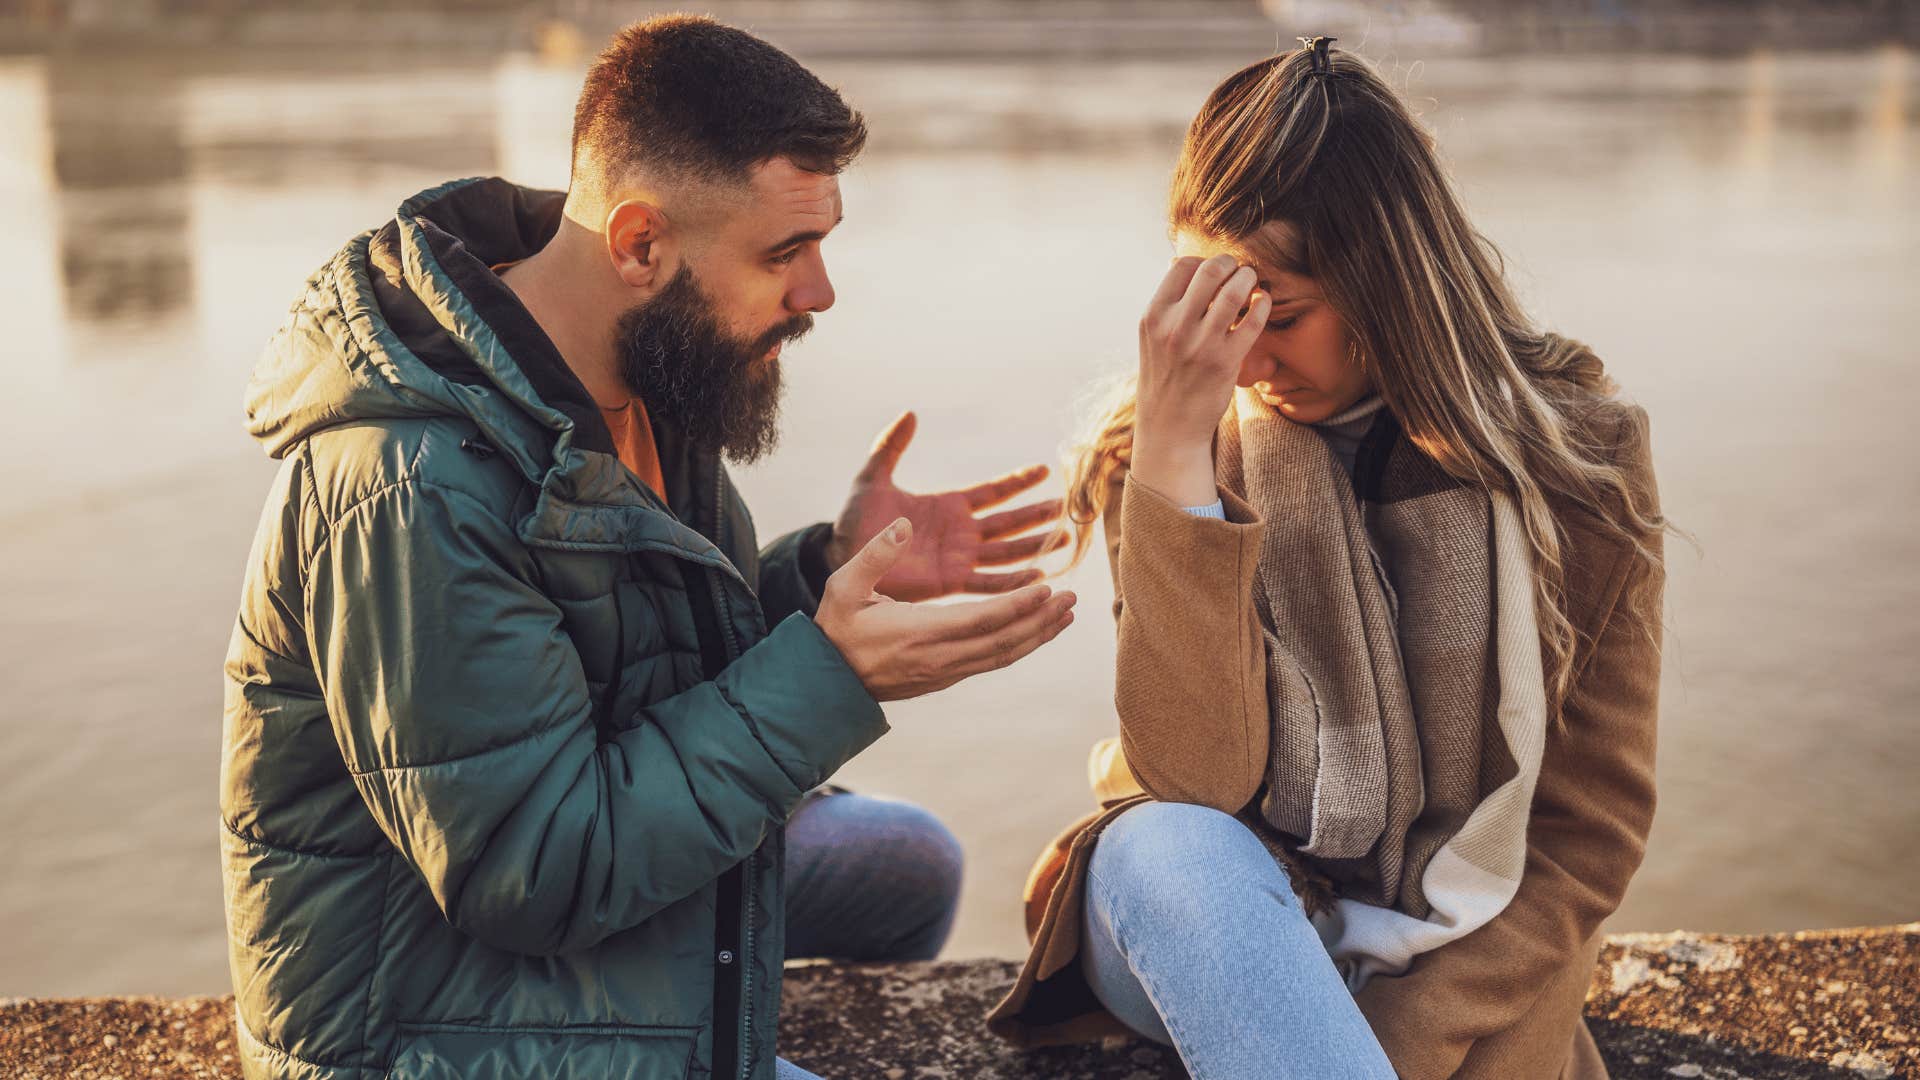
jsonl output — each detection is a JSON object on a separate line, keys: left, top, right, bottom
{"left": 613, "top": 265, "right": 810, "bottom": 465}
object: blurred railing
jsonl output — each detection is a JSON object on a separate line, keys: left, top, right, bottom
{"left": 2, "top": 0, "right": 1915, "bottom": 58}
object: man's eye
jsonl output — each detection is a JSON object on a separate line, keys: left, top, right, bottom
{"left": 770, "top": 249, "right": 800, "bottom": 266}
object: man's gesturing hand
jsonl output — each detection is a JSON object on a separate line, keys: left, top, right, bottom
{"left": 815, "top": 517, "right": 1077, "bottom": 702}
{"left": 825, "top": 412, "right": 1067, "bottom": 602}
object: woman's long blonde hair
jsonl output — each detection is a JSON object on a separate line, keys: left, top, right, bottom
{"left": 1063, "top": 43, "right": 1671, "bottom": 721}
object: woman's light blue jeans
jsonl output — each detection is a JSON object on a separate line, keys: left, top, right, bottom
{"left": 1079, "top": 801, "right": 1399, "bottom": 1080}
{"left": 773, "top": 790, "right": 965, "bottom": 1080}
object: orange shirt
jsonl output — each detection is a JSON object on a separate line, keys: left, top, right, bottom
{"left": 493, "top": 260, "right": 666, "bottom": 500}
{"left": 599, "top": 396, "right": 668, "bottom": 501}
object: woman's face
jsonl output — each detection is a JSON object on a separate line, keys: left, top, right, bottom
{"left": 1173, "top": 229, "right": 1374, "bottom": 424}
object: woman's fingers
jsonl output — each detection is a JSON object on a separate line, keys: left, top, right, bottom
{"left": 1175, "top": 253, "right": 1241, "bottom": 324}
{"left": 1132, "top": 251, "right": 1264, "bottom": 482}
{"left": 1200, "top": 265, "right": 1259, "bottom": 340}
{"left": 1228, "top": 289, "right": 1273, "bottom": 348}
{"left": 1158, "top": 254, "right": 1259, "bottom": 360}
{"left": 1149, "top": 256, "right": 1207, "bottom": 312}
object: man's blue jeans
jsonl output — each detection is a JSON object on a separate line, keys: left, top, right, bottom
{"left": 774, "top": 789, "right": 963, "bottom": 1080}
{"left": 1079, "top": 801, "right": 1398, "bottom": 1080}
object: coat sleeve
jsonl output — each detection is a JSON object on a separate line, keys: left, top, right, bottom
{"left": 305, "top": 480, "right": 886, "bottom": 957}
{"left": 1107, "top": 469, "right": 1272, "bottom": 813}
{"left": 756, "top": 521, "right": 836, "bottom": 624}
{"left": 1353, "top": 416, "right": 1665, "bottom": 1079}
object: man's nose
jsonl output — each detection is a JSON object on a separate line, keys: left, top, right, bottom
{"left": 787, "top": 258, "right": 835, "bottom": 315}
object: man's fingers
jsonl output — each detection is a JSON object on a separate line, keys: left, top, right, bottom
{"left": 975, "top": 531, "right": 1071, "bottom": 567}
{"left": 976, "top": 498, "right": 1064, "bottom": 541}
{"left": 963, "top": 568, "right": 1047, "bottom": 593}
{"left": 829, "top": 516, "right": 911, "bottom": 598}
{"left": 943, "top": 592, "right": 1076, "bottom": 667}
{"left": 916, "top": 581, "right": 1054, "bottom": 641}
{"left": 855, "top": 411, "right": 918, "bottom": 484}
{"left": 962, "top": 463, "right": 1050, "bottom": 511}
{"left": 946, "top": 601, "right": 1077, "bottom": 680}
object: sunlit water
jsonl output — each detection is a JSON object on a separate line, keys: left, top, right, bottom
{"left": 0, "top": 43, "right": 1914, "bottom": 996}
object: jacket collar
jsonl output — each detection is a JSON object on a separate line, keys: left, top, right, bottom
{"left": 379, "top": 178, "right": 743, "bottom": 578}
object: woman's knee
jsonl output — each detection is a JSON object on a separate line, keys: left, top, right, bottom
{"left": 1087, "top": 802, "right": 1288, "bottom": 924}
{"left": 1092, "top": 802, "right": 1260, "bottom": 881}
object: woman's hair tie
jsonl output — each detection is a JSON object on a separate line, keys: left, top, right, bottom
{"left": 1297, "top": 35, "right": 1338, "bottom": 77}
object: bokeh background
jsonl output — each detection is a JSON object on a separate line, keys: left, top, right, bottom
{"left": 1, "top": 0, "right": 1915, "bottom": 997}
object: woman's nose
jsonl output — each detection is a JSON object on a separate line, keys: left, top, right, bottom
{"left": 1237, "top": 353, "right": 1280, "bottom": 388}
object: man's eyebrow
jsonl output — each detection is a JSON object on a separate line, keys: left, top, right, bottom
{"left": 765, "top": 212, "right": 844, "bottom": 254}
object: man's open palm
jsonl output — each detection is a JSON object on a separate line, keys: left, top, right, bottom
{"left": 827, "top": 412, "right": 1067, "bottom": 602}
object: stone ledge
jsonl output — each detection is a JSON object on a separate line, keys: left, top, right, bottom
{"left": 3, "top": 924, "right": 1913, "bottom": 1079}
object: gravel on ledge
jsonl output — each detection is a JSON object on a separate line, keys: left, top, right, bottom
{"left": 3, "top": 923, "right": 1914, "bottom": 1079}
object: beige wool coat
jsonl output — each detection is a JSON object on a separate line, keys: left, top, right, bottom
{"left": 987, "top": 406, "right": 1664, "bottom": 1080}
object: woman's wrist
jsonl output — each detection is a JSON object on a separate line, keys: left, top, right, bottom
{"left": 1129, "top": 431, "right": 1219, "bottom": 508}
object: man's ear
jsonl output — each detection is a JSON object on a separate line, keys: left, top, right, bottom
{"left": 605, "top": 200, "right": 674, "bottom": 290}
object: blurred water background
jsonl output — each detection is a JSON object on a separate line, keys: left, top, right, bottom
{"left": 1, "top": 0, "right": 1916, "bottom": 996}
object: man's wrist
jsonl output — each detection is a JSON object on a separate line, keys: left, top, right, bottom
{"left": 802, "top": 522, "right": 842, "bottom": 584}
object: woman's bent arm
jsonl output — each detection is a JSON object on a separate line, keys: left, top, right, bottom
{"left": 1105, "top": 468, "right": 1272, "bottom": 812}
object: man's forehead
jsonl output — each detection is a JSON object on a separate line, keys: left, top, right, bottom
{"left": 746, "top": 157, "right": 842, "bottom": 222}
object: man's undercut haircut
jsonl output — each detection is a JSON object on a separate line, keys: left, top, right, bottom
{"left": 571, "top": 14, "right": 868, "bottom": 193}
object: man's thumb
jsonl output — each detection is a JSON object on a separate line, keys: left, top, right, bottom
{"left": 840, "top": 518, "right": 910, "bottom": 594}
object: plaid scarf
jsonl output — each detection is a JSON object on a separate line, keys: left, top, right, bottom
{"left": 1214, "top": 388, "right": 1550, "bottom": 990}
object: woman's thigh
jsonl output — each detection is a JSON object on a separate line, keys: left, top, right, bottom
{"left": 774, "top": 1057, "right": 821, "bottom": 1080}
{"left": 1080, "top": 801, "right": 1312, "bottom": 1036}
{"left": 1079, "top": 801, "right": 1396, "bottom": 1080}
{"left": 1081, "top": 856, "right": 1176, "bottom": 1044}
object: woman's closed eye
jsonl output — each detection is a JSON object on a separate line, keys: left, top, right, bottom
{"left": 1266, "top": 315, "right": 1300, "bottom": 332}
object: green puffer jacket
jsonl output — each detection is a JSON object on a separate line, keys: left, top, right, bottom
{"left": 221, "top": 177, "right": 889, "bottom": 1080}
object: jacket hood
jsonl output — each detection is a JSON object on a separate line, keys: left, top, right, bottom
{"left": 244, "top": 177, "right": 619, "bottom": 489}
{"left": 242, "top": 176, "right": 755, "bottom": 576}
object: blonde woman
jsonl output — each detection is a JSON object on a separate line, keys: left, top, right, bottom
{"left": 989, "top": 38, "right": 1669, "bottom": 1080}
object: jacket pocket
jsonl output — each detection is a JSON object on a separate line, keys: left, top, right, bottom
{"left": 385, "top": 1022, "right": 700, "bottom": 1080}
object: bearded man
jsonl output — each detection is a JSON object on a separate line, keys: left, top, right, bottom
{"left": 220, "top": 15, "right": 1074, "bottom": 1079}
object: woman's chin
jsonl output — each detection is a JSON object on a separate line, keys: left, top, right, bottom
{"left": 1260, "top": 390, "right": 1331, "bottom": 422}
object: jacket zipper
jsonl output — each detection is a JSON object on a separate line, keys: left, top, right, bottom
{"left": 704, "top": 466, "right": 755, "bottom": 1080}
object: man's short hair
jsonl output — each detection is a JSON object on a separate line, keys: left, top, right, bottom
{"left": 571, "top": 14, "right": 867, "bottom": 193}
